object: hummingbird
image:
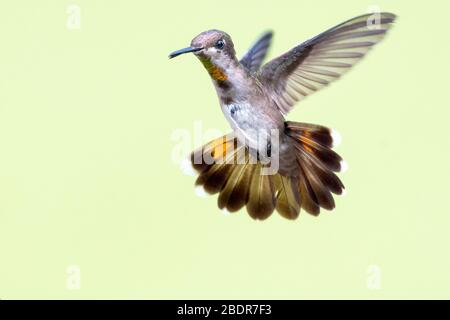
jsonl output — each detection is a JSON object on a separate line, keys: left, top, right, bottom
{"left": 169, "top": 13, "right": 396, "bottom": 220}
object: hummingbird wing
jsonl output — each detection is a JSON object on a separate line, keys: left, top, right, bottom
{"left": 259, "top": 12, "right": 396, "bottom": 114}
{"left": 240, "top": 31, "right": 273, "bottom": 73}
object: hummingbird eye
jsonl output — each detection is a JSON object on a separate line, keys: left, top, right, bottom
{"left": 215, "top": 39, "right": 225, "bottom": 49}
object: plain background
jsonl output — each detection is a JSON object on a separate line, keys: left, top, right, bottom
{"left": 1, "top": 0, "right": 449, "bottom": 299}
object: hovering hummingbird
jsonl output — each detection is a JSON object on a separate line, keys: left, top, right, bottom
{"left": 169, "top": 13, "right": 396, "bottom": 220}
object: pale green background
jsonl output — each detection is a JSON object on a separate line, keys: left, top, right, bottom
{"left": 0, "top": 0, "right": 449, "bottom": 299}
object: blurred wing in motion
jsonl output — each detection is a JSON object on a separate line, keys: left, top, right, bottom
{"left": 240, "top": 31, "right": 273, "bottom": 73}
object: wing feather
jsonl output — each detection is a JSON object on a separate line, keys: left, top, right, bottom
{"left": 240, "top": 31, "right": 273, "bottom": 73}
{"left": 259, "top": 12, "right": 396, "bottom": 114}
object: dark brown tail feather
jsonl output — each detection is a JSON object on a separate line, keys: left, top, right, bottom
{"left": 273, "top": 175, "right": 301, "bottom": 219}
{"left": 246, "top": 165, "right": 276, "bottom": 220}
{"left": 285, "top": 121, "right": 345, "bottom": 215}
{"left": 191, "top": 124, "right": 344, "bottom": 219}
{"left": 286, "top": 122, "right": 343, "bottom": 172}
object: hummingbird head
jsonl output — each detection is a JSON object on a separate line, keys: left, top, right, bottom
{"left": 169, "top": 30, "right": 236, "bottom": 68}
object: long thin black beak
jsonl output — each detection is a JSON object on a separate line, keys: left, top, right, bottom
{"left": 168, "top": 46, "right": 203, "bottom": 59}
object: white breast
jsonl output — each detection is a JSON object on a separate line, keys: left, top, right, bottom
{"left": 221, "top": 103, "right": 269, "bottom": 151}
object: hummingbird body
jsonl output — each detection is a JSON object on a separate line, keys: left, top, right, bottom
{"left": 193, "top": 31, "right": 295, "bottom": 174}
{"left": 170, "top": 13, "right": 396, "bottom": 220}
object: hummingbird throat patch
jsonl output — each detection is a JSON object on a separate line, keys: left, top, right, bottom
{"left": 199, "top": 57, "right": 228, "bottom": 81}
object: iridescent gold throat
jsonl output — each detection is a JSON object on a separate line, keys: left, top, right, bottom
{"left": 199, "top": 57, "right": 228, "bottom": 82}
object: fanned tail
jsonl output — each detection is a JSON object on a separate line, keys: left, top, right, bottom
{"left": 190, "top": 123, "right": 345, "bottom": 220}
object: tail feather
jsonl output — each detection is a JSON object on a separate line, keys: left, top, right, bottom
{"left": 196, "top": 163, "right": 234, "bottom": 194}
{"left": 274, "top": 175, "right": 301, "bottom": 219}
{"left": 298, "top": 164, "right": 321, "bottom": 215}
{"left": 191, "top": 134, "right": 236, "bottom": 173}
{"left": 217, "top": 161, "right": 248, "bottom": 211}
{"left": 287, "top": 122, "right": 343, "bottom": 172}
{"left": 286, "top": 122, "right": 334, "bottom": 147}
{"left": 217, "top": 155, "right": 253, "bottom": 212}
{"left": 287, "top": 121, "right": 345, "bottom": 215}
{"left": 193, "top": 134, "right": 244, "bottom": 194}
{"left": 227, "top": 163, "right": 255, "bottom": 212}
{"left": 246, "top": 165, "right": 276, "bottom": 220}
{"left": 300, "top": 159, "right": 335, "bottom": 210}
{"left": 301, "top": 154, "right": 344, "bottom": 195}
